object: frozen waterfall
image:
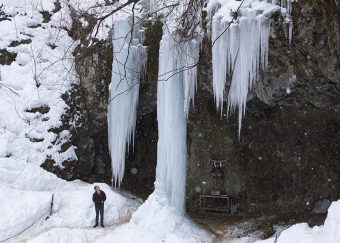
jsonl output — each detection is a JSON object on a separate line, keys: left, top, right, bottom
{"left": 108, "top": 17, "right": 147, "bottom": 187}
{"left": 156, "top": 30, "right": 200, "bottom": 213}
{"left": 207, "top": 0, "right": 292, "bottom": 136}
{"left": 212, "top": 13, "right": 271, "bottom": 136}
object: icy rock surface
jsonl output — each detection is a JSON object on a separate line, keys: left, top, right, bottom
{"left": 312, "top": 199, "right": 332, "bottom": 214}
{"left": 108, "top": 14, "right": 147, "bottom": 187}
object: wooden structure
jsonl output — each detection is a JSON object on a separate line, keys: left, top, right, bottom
{"left": 200, "top": 194, "right": 232, "bottom": 213}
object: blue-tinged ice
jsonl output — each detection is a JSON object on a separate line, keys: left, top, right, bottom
{"left": 156, "top": 29, "right": 200, "bottom": 213}
{"left": 108, "top": 17, "right": 147, "bottom": 187}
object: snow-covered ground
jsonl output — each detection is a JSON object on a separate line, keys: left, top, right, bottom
{"left": 3, "top": 157, "right": 339, "bottom": 242}
{"left": 255, "top": 200, "right": 340, "bottom": 243}
{"left": 0, "top": 158, "right": 140, "bottom": 242}
{"left": 0, "top": 158, "right": 212, "bottom": 242}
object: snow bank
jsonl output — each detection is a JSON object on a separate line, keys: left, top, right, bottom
{"left": 0, "top": 158, "right": 67, "bottom": 190}
{"left": 0, "top": 184, "right": 52, "bottom": 242}
{"left": 98, "top": 189, "right": 212, "bottom": 243}
{"left": 26, "top": 227, "right": 110, "bottom": 243}
{"left": 21, "top": 189, "right": 212, "bottom": 243}
{"left": 2, "top": 167, "right": 211, "bottom": 243}
{"left": 255, "top": 200, "right": 340, "bottom": 243}
{"left": 0, "top": 158, "right": 140, "bottom": 242}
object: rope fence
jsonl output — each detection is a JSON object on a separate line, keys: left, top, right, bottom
{"left": 0, "top": 193, "right": 54, "bottom": 242}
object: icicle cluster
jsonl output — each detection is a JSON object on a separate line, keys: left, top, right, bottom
{"left": 212, "top": 13, "right": 270, "bottom": 136}
{"left": 207, "top": 0, "right": 292, "bottom": 136}
{"left": 108, "top": 17, "right": 147, "bottom": 187}
{"left": 281, "top": 0, "right": 293, "bottom": 45}
{"left": 156, "top": 29, "right": 200, "bottom": 213}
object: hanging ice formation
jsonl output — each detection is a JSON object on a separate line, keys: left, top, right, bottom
{"left": 207, "top": 0, "right": 292, "bottom": 136}
{"left": 156, "top": 8, "right": 201, "bottom": 213}
{"left": 108, "top": 16, "right": 147, "bottom": 187}
{"left": 281, "top": 0, "right": 293, "bottom": 45}
{"left": 156, "top": 34, "right": 200, "bottom": 213}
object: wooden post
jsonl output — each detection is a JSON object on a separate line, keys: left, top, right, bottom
{"left": 50, "top": 193, "right": 54, "bottom": 216}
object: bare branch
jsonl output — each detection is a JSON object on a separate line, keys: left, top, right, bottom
{"left": 0, "top": 82, "right": 20, "bottom": 96}
{"left": 92, "top": 0, "right": 140, "bottom": 39}
{"left": 212, "top": 0, "right": 245, "bottom": 46}
{"left": 108, "top": 62, "right": 199, "bottom": 104}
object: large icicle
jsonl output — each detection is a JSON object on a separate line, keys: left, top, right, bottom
{"left": 156, "top": 29, "right": 200, "bottom": 213}
{"left": 212, "top": 11, "right": 271, "bottom": 136}
{"left": 227, "top": 14, "right": 270, "bottom": 136}
{"left": 108, "top": 16, "right": 147, "bottom": 187}
{"left": 208, "top": 0, "right": 290, "bottom": 136}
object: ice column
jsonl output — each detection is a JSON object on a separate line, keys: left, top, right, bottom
{"left": 212, "top": 11, "right": 270, "bottom": 136}
{"left": 108, "top": 17, "right": 147, "bottom": 187}
{"left": 156, "top": 30, "right": 200, "bottom": 214}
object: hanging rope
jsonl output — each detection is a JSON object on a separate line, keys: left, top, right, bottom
{"left": 0, "top": 193, "right": 54, "bottom": 242}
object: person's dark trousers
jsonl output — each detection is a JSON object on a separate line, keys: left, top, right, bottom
{"left": 95, "top": 204, "right": 104, "bottom": 226}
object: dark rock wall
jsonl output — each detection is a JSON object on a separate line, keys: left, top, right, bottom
{"left": 186, "top": 1, "right": 339, "bottom": 214}
{"left": 42, "top": 39, "right": 114, "bottom": 182}
{"left": 48, "top": 1, "right": 339, "bottom": 215}
{"left": 72, "top": 41, "right": 113, "bottom": 182}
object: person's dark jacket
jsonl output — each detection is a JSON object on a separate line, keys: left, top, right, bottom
{"left": 92, "top": 190, "right": 106, "bottom": 206}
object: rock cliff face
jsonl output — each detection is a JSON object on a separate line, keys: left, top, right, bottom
{"left": 56, "top": 1, "right": 339, "bottom": 215}
{"left": 186, "top": 1, "right": 339, "bottom": 214}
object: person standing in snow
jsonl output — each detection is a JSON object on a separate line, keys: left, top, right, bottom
{"left": 92, "top": 185, "right": 106, "bottom": 227}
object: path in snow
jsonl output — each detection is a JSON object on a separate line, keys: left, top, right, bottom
{"left": 19, "top": 216, "right": 132, "bottom": 243}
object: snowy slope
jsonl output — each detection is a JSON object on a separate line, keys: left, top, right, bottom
{"left": 0, "top": 158, "right": 211, "bottom": 243}
{"left": 97, "top": 188, "right": 212, "bottom": 243}
{"left": 0, "top": 158, "right": 140, "bottom": 242}
{"left": 0, "top": 0, "right": 78, "bottom": 167}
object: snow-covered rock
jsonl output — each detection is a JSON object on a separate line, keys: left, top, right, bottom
{"left": 255, "top": 200, "right": 340, "bottom": 243}
{"left": 0, "top": 0, "right": 78, "bottom": 167}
